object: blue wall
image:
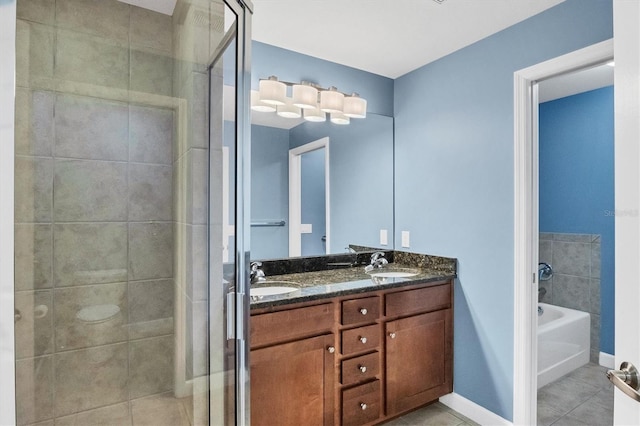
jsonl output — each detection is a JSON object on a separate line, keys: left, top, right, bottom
{"left": 250, "top": 124, "right": 290, "bottom": 259}
{"left": 393, "top": 0, "right": 612, "bottom": 420}
{"left": 539, "top": 86, "right": 614, "bottom": 355}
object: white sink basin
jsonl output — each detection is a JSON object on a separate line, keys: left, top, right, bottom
{"left": 367, "top": 269, "right": 419, "bottom": 278}
{"left": 250, "top": 282, "right": 300, "bottom": 299}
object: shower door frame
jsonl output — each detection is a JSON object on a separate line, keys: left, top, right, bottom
{"left": 0, "top": 0, "right": 254, "bottom": 424}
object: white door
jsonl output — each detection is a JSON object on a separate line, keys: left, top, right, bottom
{"left": 612, "top": 0, "right": 640, "bottom": 424}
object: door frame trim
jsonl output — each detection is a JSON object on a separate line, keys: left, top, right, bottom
{"left": 512, "top": 38, "right": 613, "bottom": 426}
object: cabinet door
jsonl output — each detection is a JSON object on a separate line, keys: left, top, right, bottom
{"left": 386, "top": 309, "right": 452, "bottom": 415}
{"left": 251, "top": 334, "right": 335, "bottom": 426}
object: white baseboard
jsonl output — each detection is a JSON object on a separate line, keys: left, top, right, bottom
{"left": 599, "top": 352, "right": 615, "bottom": 369}
{"left": 439, "top": 392, "right": 513, "bottom": 426}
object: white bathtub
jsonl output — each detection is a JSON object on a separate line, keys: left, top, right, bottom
{"left": 537, "top": 303, "right": 590, "bottom": 389}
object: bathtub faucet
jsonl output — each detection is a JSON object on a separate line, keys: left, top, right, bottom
{"left": 538, "top": 286, "right": 547, "bottom": 302}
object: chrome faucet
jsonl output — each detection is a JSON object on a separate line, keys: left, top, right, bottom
{"left": 369, "top": 251, "right": 388, "bottom": 269}
{"left": 250, "top": 261, "right": 266, "bottom": 284}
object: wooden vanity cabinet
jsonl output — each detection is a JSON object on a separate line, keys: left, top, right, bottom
{"left": 250, "top": 279, "right": 453, "bottom": 426}
{"left": 384, "top": 284, "right": 453, "bottom": 416}
{"left": 250, "top": 303, "right": 336, "bottom": 426}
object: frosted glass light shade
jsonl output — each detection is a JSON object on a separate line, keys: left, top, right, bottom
{"left": 276, "top": 98, "right": 301, "bottom": 118}
{"left": 303, "top": 105, "right": 326, "bottom": 122}
{"left": 259, "top": 77, "right": 286, "bottom": 105}
{"left": 330, "top": 112, "right": 350, "bottom": 125}
{"left": 251, "top": 90, "right": 276, "bottom": 112}
{"left": 343, "top": 94, "right": 367, "bottom": 118}
{"left": 292, "top": 84, "right": 318, "bottom": 109}
{"left": 320, "top": 87, "right": 344, "bottom": 113}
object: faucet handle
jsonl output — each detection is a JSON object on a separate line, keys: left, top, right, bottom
{"left": 371, "top": 251, "right": 385, "bottom": 261}
{"left": 250, "top": 261, "right": 262, "bottom": 271}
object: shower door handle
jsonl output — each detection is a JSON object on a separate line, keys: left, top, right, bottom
{"left": 608, "top": 361, "right": 640, "bottom": 403}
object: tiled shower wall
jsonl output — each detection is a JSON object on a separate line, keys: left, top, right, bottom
{"left": 14, "top": 0, "right": 176, "bottom": 424}
{"left": 539, "top": 233, "right": 601, "bottom": 362}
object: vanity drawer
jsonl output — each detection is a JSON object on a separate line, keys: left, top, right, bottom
{"left": 342, "top": 380, "right": 381, "bottom": 426}
{"left": 341, "top": 296, "right": 380, "bottom": 326}
{"left": 341, "top": 351, "right": 380, "bottom": 386}
{"left": 251, "top": 303, "right": 334, "bottom": 347}
{"left": 385, "top": 283, "right": 451, "bottom": 317}
{"left": 341, "top": 324, "right": 380, "bottom": 355}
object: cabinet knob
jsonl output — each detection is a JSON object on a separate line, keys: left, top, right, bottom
{"left": 359, "top": 336, "right": 367, "bottom": 344}
{"left": 360, "top": 403, "right": 367, "bottom": 411}
{"left": 360, "top": 308, "right": 368, "bottom": 315}
{"left": 327, "top": 346, "right": 335, "bottom": 353}
{"left": 359, "top": 365, "right": 367, "bottom": 373}
{"left": 389, "top": 332, "right": 396, "bottom": 339}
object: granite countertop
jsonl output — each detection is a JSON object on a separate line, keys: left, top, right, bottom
{"left": 250, "top": 261, "right": 456, "bottom": 310}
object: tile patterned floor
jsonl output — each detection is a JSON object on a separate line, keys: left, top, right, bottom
{"left": 384, "top": 402, "right": 480, "bottom": 426}
{"left": 537, "top": 363, "right": 614, "bottom": 426}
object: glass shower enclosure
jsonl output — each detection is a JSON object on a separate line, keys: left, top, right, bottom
{"left": 10, "top": 0, "right": 251, "bottom": 424}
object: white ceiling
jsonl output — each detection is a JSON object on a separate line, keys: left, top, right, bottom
{"left": 252, "top": 0, "right": 566, "bottom": 79}
{"left": 538, "top": 63, "right": 614, "bottom": 103}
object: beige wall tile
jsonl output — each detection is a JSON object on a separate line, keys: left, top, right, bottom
{"left": 189, "top": 73, "right": 209, "bottom": 150}
{"left": 53, "top": 223, "right": 128, "bottom": 287}
{"left": 16, "top": 356, "right": 53, "bottom": 425}
{"left": 128, "top": 222, "right": 173, "bottom": 280}
{"left": 130, "top": 6, "right": 172, "bottom": 53}
{"left": 55, "top": 94, "right": 129, "bottom": 161}
{"left": 188, "top": 149, "right": 208, "bottom": 225}
{"left": 129, "top": 336, "right": 174, "bottom": 398}
{"left": 15, "top": 156, "right": 53, "bottom": 223}
{"left": 128, "top": 279, "right": 174, "bottom": 339}
{"left": 54, "top": 344, "right": 128, "bottom": 416}
{"left": 55, "top": 0, "right": 130, "bottom": 42}
{"left": 130, "top": 46, "right": 173, "bottom": 97}
{"left": 56, "top": 29, "right": 129, "bottom": 91}
{"left": 54, "top": 282, "right": 128, "bottom": 351}
{"left": 53, "top": 159, "right": 128, "bottom": 222}
{"left": 15, "top": 290, "right": 53, "bottom": 359}
{"left": 15, "top": 89, "right": 54, "bottom": 157}
{"left": 15, "top": 224, "right": 53, "bottom": 291}
{"left": 128, "top": 163, "right": 172, "bottom": 221}
{"left": 187, "top": 225, "right": 207, "bottom": 301}
{"left": 54, "top": 402, "right": 131, "bottom": 426}
{"left": 129, "top": 105, "right": 174, "bottom": 165}
{"left": 15, "top": 20, "right": 55, "bottom": 89}
{"left": 17, "top": 0, "right": 55, "bottom": 25}
{"left": 131, "top": 393, "right": 189, "bottom": 426}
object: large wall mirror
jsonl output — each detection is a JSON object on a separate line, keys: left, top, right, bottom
{"left": 247, "top": 42, "right": 395, "bottom": 260}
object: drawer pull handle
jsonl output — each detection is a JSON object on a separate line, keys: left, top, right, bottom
{"left": 359, "top": 336, "right": 367, "bottom": 344}
{"left": 360, "top": 403, "right": 367, "bottom": 411}
{"left": 360, "top": 308, "right": 368, "bottom": 315}
{"left": 359, "top": 365, "right": 367, "bottom": 373}
{"left": 389, "top": 332, "right": 396, "bottom": 339}
{"left": 327, "top": 346, "right": 335, "bottom": 353}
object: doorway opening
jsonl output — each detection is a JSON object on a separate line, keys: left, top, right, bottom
{"left": 512, "top": 39, "right": 614, "bottom": 425}
{"left": 534, "top": 62, "right": 615, "bottom": 426}
{"left": 288, "top": 137, "right": 330, "bottom": 257}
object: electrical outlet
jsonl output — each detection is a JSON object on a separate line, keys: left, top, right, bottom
{"left": 380, "top": 229, "right": 388, "bottom": 245}
{"left": 401, "top": 231, "right": 410, "bottom": 248}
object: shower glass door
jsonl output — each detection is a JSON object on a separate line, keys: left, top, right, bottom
{"left": 12, "top": 0, "right": 251, "bottom": 424}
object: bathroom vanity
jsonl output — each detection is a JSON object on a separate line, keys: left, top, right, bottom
{"left": 249, "top": 252, "right": 455, "bottom": 426}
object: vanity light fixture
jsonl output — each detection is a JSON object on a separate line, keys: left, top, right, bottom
{"left": 252, "top": 76, "right": 367, "bottom": 124}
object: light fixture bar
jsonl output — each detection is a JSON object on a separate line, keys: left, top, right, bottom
{"left": 254, "top": 76, "right": 367, "bottom": 125}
